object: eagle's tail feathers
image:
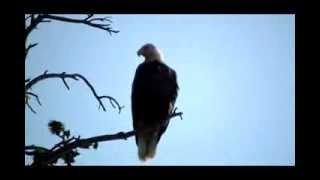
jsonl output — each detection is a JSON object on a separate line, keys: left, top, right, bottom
{"left": 138, "top": 135, "right": 158, "bottom": 161}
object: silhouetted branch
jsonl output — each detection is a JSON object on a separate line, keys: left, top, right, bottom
{"left": 25, "top": 43, "right": 38, "bottom": 61}
{"left": 26, "top": 102, "right": 36, "bottom": 114}
{"left": 25, "top": 14, "right": 118, "bottom": 40}
{"left": 84, "top": 14, "right": 94, "bottom": 21}
{"left": 25, "top": 14, "right": 44, "bottom": 40}
{"left": 25, "top": 130, "right": 135, "bottom": 166}
{"left": 25, "top": 145, "right": 50, "bottom": 151}
{"left": 26, "top": 92, "right": 42, "bottom": 106}
{"left": 24, "top": 14, "right": 119, "bottom": 62}
{"left": 24, "top": 14, "right": 122, "bottom": 113}
{"left": 25, "top": 93, "right": 39, "bottom": 114}
{"left": 169, "top": 107, "right": 183, "bottom": 120}
{"left": 25, "top": 71, "right": 123, "bottom": 113}
{"left": 25, "top": 109, "right": 182, "bottom": 166}
{"left": 41, "top": 14, "right": 119, "bottom": 36}
{"left": 25, "top": 145, "right": 50, "bottom": 157}
{"left": 99, "top": 95, "right": 125, "bottom": 113}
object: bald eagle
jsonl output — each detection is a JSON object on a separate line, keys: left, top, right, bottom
{"left": 132, "top": 43, "right": 179, "bottom": 161}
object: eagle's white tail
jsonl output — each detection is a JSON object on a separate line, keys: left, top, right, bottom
{"left": 137, "top": 135, "right": 158, "bottom": 161}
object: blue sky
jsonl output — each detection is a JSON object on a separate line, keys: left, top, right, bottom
{"left": 25, "top": 14, "right": 295, "bottom": 166}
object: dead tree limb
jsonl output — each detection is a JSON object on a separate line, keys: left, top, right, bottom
{"left": 25, "top": 71, "right": 124, "bottom": 113}
{"left": 25, "top": 14, "right": 119, "bottom": 42}
{"left": 25, "top": 110, "right": 182, "bottom": 166}
{"left": 25, "top": 14, "right": 119, "bottom": 62}
{"left": 25, "top": 14, "right": 122, "bottom": 113}
{"left": 41, "top": 14, "right": 119, "bottom": 35}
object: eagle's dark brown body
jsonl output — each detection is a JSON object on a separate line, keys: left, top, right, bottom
{"left": 131, "top": 60, "right": 178, "bottom": 161}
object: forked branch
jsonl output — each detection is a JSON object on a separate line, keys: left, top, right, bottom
{"left": 25, "top": 71, "right": 124, "bottom": 113}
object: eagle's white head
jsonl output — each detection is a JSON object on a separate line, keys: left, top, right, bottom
{"left": 137, "top": 43, "right": 163, "bottom": 62}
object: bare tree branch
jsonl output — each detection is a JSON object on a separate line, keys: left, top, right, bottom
{"left": 25, "top": 95, "right": 37, "bottom": 114}
{"left": 84, "top": 14, "right": 93, "bottom": 21}
{"left": 41, "top": 20, "right": 52, "bottom": 23}
{"left": 169, "top": 107, "right": 183, "bottom": 120}
{"left": 100, "top": 95, "right": 124, "bottom": 113}
{"left": 25, "top": 110, "right": 182, "bottom": 166}
{"left": 25, "top": 14, "right": 46, "bottom": 62}
{"left": 25, "top": 145, "right": 50, "bottom": 152}
{"left": 40, "top": 14, "right": 119, "bottom": 36}
{"left": 24, "top": 14, "right": 119, "bottom": 62}
{"left": 26, "top": 102, "right": 36, "bottom": 114}
{"left": 89, "top": 17, "right": 113, "bottom": 23}
{"left": 25, "top": 14, "right": 45, "bottom": 41}
{"left": 26, "top": 92, "right": 42, "bottom": 106}
{"left": 25, "top": 109, "right": 182, "bottom": 166}
{"left": 25, "top": 71, "right": 123, "bottom": 113}
{"left": 25, "top": 131, "right": 135, "bottom": 166}
{"left": 25, "top": 43, "right": 39, "bottom": 61}
{"left": 24, "top": 14, "right": 122, "bottom": 113}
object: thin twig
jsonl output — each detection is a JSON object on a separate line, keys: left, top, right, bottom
{"left": 89, "top": 17, "right": 112, "bottom": 23}
{"left": 25, "top": 43, "right": 38, "bottom": 61}
{"left": 100, "top": 95, "right": 125, "bottom": 113}
{"left": 169, "top": 107, "right": 183, "bottom": 120}
{"left": 26, "top": 100, "right": 36, "bottom": 114}
{"left": 84, "top": 14, "right": 93, "bottom": 21}
{"left": 26, "top": 92, "right": 42, "bottom": 106}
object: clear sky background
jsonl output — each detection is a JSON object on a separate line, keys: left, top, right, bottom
{"left": 25, "top": 14, "right": 295, "bottom": 166}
